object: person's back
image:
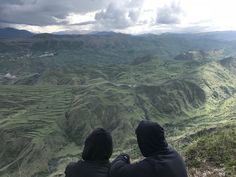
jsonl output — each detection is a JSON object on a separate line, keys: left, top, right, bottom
{"left": 144, "top": 146, "right": 187, "bottom": 177}
{"left": 110, "top": 120, "right": 188, "bottom": 177}
{"left": 65, "top": 128, "right": 113, "bottom": 177}
{"left": 65, "top": 160, "right": 110, "bottom": 177}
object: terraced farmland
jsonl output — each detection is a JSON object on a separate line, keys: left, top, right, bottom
{"left": 0, "top": 86, "right": 74, "bottom": 177}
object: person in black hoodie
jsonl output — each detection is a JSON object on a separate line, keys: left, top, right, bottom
{"left": 65, "top": 128, "right": 113, "bottom": 177}
{"left": 110, "top": 120, "right": 188, "bottom": 177}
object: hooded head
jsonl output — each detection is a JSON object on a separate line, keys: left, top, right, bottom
{"left": 82, "top": 128, "right": 113, "bottom": 162}
{"left": 135, "top": 120, "right": 168, "bottom": 157}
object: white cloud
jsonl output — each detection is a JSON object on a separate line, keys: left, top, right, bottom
{"left": 94, "top": 2, "right": 141, "bottom": 29}
{"left": 66, "top": 12, "right": 97, "bottom": 25}
{"left": 2, "top": 0, "right": 236, "bottom": 34}
{"left": 156, "top": 2, "right": 183, "bottom": 24}
{"left": 180, "top": 0, "right": 236, "bottom": 30}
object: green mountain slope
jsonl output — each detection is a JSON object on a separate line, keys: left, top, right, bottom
{"left": 0, "top": 86, "right": 74, "bottom": 177}
{"left": 0, "top": 33, "right": 236, "bottom": 177}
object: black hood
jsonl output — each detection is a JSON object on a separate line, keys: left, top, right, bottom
{"left": 82, "top": 128, "right": 113, "bottom": 161}
{"left": 135, "top": 120, "right": 168, "bottom": 157}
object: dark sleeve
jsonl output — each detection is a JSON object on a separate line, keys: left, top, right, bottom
{"left": 109, "top": 155, "right": 149, "bottom": 177}
{"left": 65, "top": 162, "right": 77, "bottom": 177}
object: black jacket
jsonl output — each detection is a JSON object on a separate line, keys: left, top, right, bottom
{"left": 65, "top": 128, "right": 113, "bottom": 177}
{"left": 110, "top": 121, "right": 188, "bottom": 177}
{"left": 65, "top": 160, "right": 110, "bottom": 177}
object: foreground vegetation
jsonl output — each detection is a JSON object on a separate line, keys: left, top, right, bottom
{"left": 186, "top": 125, "right": 236, "bottom": 176}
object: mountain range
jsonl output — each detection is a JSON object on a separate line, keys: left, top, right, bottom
{"left": 0, "top": 28, "right": 236, "bottom": 177}
{"left": 0, "top": 28, "right": 34, "bottom": 38}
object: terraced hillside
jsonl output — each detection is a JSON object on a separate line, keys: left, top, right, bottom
{"left": 0, "top": 32, "right": 236, "bottom": 177}
{"left": 0, "top": 86, "right": 74, "bottom": 177}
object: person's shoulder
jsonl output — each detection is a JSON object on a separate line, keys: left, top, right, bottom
{"left": 167, "top": 146, "right": 186, "bottom": 164}
{"left": 132, "top": 158, "right": 151, "bottom": 168}
{"left": 168, "top": 146, "right": 182, "bottom": 156}
{"left": 65, "top": 161, "right": 83, "bottom": 174}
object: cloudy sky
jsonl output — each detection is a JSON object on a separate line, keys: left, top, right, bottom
{"left": 0, "top": 0, "right": 236, "bottom": 34}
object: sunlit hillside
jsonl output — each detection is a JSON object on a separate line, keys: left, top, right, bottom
{"left": 0, "top": 30, "right": 236, "bottom": 177}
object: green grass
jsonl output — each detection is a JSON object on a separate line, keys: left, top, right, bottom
{"left": 185, "top": 125, "right": 236, "bottom": 176}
